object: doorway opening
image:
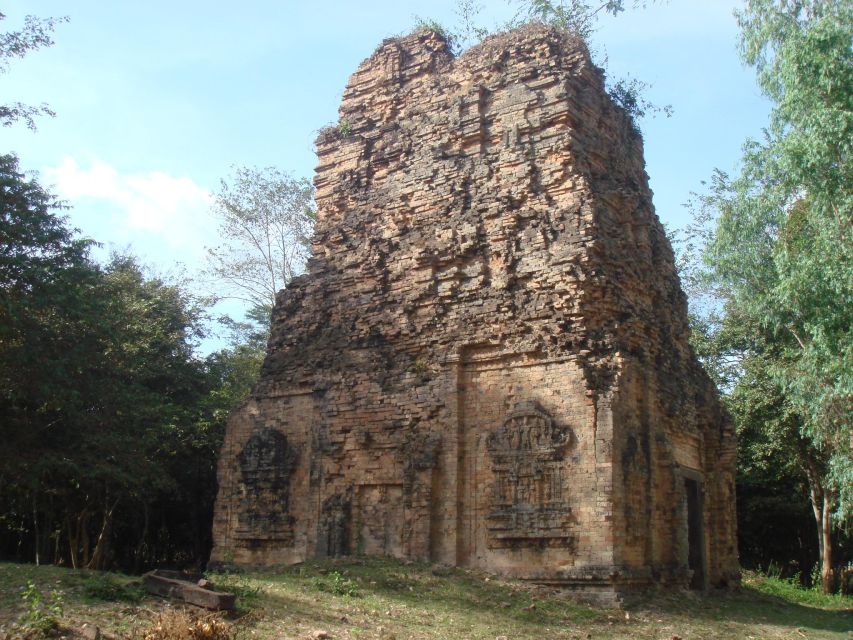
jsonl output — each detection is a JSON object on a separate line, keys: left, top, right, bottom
{"left": 684, "top": 476, "right": 706, "bottom": 590}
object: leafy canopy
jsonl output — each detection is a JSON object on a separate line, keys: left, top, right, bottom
{"left": 706, "top": 0, "right": 852, "bottom": 523}
{"left": 0, "top": 154, "right": 247, "bottom": 569}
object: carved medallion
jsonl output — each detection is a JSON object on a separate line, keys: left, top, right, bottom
{"left": 235, "top": 428, "right": 299, "bottom": 543}
{"left": 486, "top": 401, "right": 574, "bottom": 549}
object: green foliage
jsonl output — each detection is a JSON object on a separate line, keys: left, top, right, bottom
{"left": 725, "top": 334, "right": 833, "bottom": 581}
{"left": 0, "top": 154, "right": 236, "bottom": 571}
{"left": 607, "top": 76, "right": 673, "bottom": 130}
{"left": 203, "top": 330, "right": 264, "bottom": 423}
{"left": 18, "top": 580, "right": 64, "bottom": 634}
{"left": 412, "top": 358, "right": 429, "bottom": 377}
{"left": 313, "top": 570, "right": 361, "bottom": 597}
{"left": 708, "top": 0, "right": 853, "bottom": 525}
{"left": 515, "top": 2, "right": 672, "bottom": 124}
{"left": 203, "top": 303, "right": 267, "bottom": 443}
{"left": 337, "top": 117, "right": 352, "bottom": 137}
{"left": 0, "top": 152, "right": 278, "bottom": 572}
{"left": 0, "top": 11, "right": 68, "bottom": 129}
{"left": 413, "top": 16, "right": 453, "bottom": 40}
{"left": 744, "top": 570, "right": 851, "bottom": 610}
{"left": 676, "top": 0, "right": 853, "bottom": 593}
{"left": 453, "top": 0, "right": 491, "bottom": 49}
{"left": 515, "top": 0, "right": 642, "bottom": 40}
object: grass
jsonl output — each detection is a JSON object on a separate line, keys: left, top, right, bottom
{"left": 0, "top": 560, "right": 850, "bottom": 639}
{"left": 0, "top": 562, "right": 153, "bottom": 639}
{"left": 744, "top": 571, "right": 852, "bottom": 610}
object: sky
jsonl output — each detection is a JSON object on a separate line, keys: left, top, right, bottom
{"left": 2, "top": 1, "right": 770, "bottom": 350}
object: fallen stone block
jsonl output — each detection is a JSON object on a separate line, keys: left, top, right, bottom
{"left": 142, "top": 570, "right": 235, "bottom": 611}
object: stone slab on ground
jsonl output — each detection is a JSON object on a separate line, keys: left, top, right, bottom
{"left": 142, "top": 570, "right": 235, "bottom": 611}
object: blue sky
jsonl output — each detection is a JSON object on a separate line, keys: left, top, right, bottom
{"left": 2, "top": 1, "right": 769, "bottom": 346}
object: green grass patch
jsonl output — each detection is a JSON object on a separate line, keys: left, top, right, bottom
{"left": 80, "top": 571, "right": 145, "bottom": 603}
{"left": 0, "top": 562, "right": 153, "bottom": 638}
{"left": 743, "top": 570, "right": 851, "bottom": 610}
{"left": 0, "top": 560, "right": 850, "bottom": 639}
{"left": 205, "top": 569, "right": 265, "bottom": 614}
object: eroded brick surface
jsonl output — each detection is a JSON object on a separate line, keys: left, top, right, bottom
{"left": 211, "top": 24, "right": 739, "bottom": 602}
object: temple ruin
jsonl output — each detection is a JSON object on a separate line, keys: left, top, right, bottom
{"left": 210, "top": 24, "right": 739, "bottom": 603}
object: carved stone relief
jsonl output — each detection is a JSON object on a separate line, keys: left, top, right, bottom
{"left": 235, "top": 428, "right": 299, "bottom": 543}
{"left": 356, "top": 484, "right": 404, "bottom": 557}
{"left": 486, "top": 401, "right": 574, "bottom": 548}
{"left": 317, "top": 493, "right": 351, "bottom": 557}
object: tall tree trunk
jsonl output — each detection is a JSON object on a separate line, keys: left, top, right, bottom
{"left": 805, "top": 463, "right": 835, "bottom": 593}
{"left": 67, "top": 509, "right": 89, "bottom": 570}
{"left": 66, "top": 516, "right": 78, "bottom": 569}
{"left": 820, "top": 492, "right": 834, "bottom": 593}
{"left": 88, "top": 498, "right": 119, "bottom": 571}
{"left": 53, "top": 521, "right": 61, "bottom": 565}
{"left": 133, "top": 504, "right": 149, "bottom": 575}
{"left": 32, "top": 493, "right": 40, "bottom": 566}
{"left": 81, "top": 509, "right": 92, "bottom": 568}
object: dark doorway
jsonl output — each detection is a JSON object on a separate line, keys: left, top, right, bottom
{"left": 684, "top": 477, "right": 706, "bottom": 590}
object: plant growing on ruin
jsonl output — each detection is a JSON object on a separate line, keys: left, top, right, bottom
{"left": 517, "top": 1, "right": 672, "bottom": 125}
{"left": 418, "top": 0, "right": 671, "bottom": 128}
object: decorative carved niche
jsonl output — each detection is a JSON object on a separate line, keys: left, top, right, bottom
{"left": 235, "top": 428, "right": 299, "bottom": 544}
{"left": 317, "top": 493, "right": 351, "bottom": 557}
{"left": 485, "top": 401, "right": 574, "bottom": 549}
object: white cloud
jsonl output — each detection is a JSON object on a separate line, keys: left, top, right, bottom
{"left": 44, "top": 157, "right": 216, "bottom": 263}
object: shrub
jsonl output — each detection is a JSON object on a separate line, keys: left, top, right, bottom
{"left": 18, "top": 580, "right": 64, "bottom": 636}
{"left": 313, "top": 570, "right": 360, "bottom": 597}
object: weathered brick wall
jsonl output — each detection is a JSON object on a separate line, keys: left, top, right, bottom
{"left": 211, "top": 24, "right": 739, "bottom": 601}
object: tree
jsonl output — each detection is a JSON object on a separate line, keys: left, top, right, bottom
{"left": 727, "top": 334, "right": 832, "bottom": 583}
{"left": 0, "top": 11, "right": 67, "bottom": 129}
{"left": 0, "top": 153, "right": 97, "bottom": 466}
{"left": 0, "top": 155, "right": 231, "bottom": 570}
{"left": 695, "top": 0, "right": 852, "bottom": 592}
{"left": 205, "top": 166, "right": 315, "bottom": 317}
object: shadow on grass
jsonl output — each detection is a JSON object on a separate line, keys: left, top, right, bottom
{"left": 235, "top": 590, "right": 352, "bottom": 631}
{"left": 255, "top": 558, "right": 851, "bottom": 638}
{"left": 253, "top": 557, "right": 602, "bottom": 632}
{"left": 632, "top": 586, "right": 851, "bottom": 636}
